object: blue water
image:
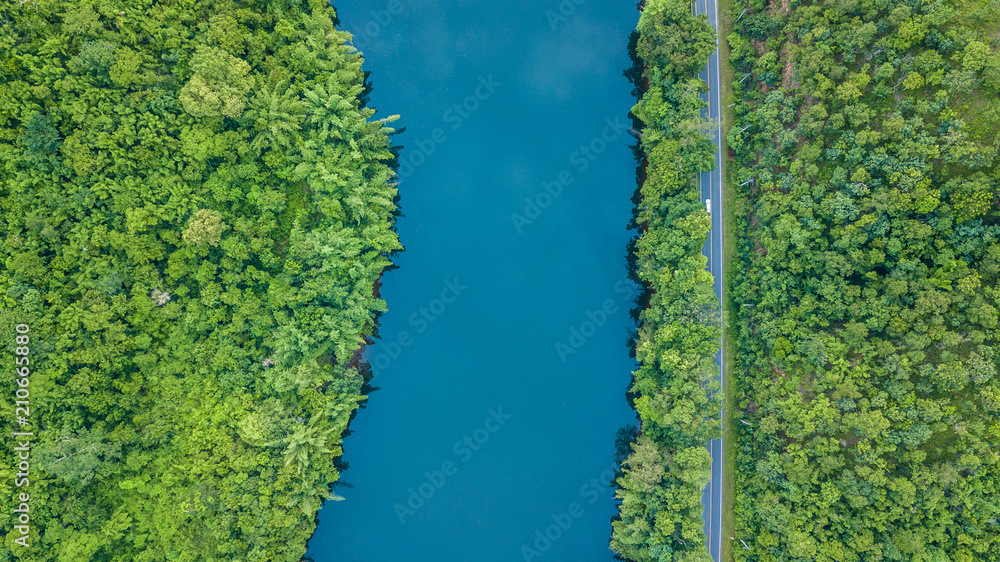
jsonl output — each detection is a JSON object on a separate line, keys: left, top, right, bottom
{"left": 308, "top": 2, "right": 640, "bottom": 560}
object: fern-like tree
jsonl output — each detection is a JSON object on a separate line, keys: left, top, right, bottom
{"left": 267, "top": 413, "right": 337, "bottom": 475}
{"left": 246, "top": 81, "right": 306, "bottom": 153}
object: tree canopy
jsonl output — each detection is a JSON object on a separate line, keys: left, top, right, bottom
{"left": 728, "top": 0, "right": 1000, "bottom": 559}
{"left": 0, "top": 0, "right": 399, "bottom": 559}
{"left": 612, "top": 1, "right": 721, "bottom": 560}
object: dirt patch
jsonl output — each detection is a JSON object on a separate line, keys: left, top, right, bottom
{"left": 766, "top": 0, "right": 790, "bottom": 14}
{"left": 797, "top": 375, "right": 815, "bottom": 398}
{"left": 840, "top": 435, "right": 862, "bottom": 448}
{"left": 755, "top": 240, "right": 768, "bottom": 256}
{"left": 781, "top": 44, "right": 799, "bottom": 90}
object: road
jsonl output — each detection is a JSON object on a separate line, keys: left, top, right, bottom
{"left": 694, "top": 0, "right": 726, "bottom": 559}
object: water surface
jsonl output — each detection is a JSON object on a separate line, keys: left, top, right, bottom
{"left": 309, "top": 2, "right": 640, "bottom": 560}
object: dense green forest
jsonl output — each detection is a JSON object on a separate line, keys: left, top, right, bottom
{"left": 728, "top": 0, "right": 1000, "bottom": 559}
{"left": 0, "top": 0, "right": 399, "bottom": 559}
{"left": 611, "top": 1, "right": 722, "bottom": 560}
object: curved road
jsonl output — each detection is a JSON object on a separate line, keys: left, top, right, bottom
{"left": 695, "top": 0, "right": 725, "bottom": 559}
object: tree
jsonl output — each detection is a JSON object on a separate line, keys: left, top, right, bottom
{"left": 246, "top": 81, "right": 305, "bottom": 153}
{"left": 178, "top": 45, "right": 254, "bottom": 118}
{"left": 269, "top": 413, "right": 340, "bottom": 478}
{"left": 18, "top": 112, "right": 61, "bottom": 167}
{"left": 636, "top": 0, "right": 716, "bottom": 83}
{"left": 36, "top": 427, "right": 121, "bottom": 487}
{"left": 108, "top": 46, "right": 143, "bottom": 88}
{"left": 951, "top": 173, "right": 994, "bottom": 223}
{"left": 182, "top": 208, "right": 229, "bottom": 247}
{"left": 1, "top": 1, "right": 400, "bottom": 558}
{"left": 69, "top": 39, "right": 118, "bottom": 81}
{"left": 983, "top": 55, "right": 1000, "bottom": 92}
{"left": 963, "top": 40, "right": 991, "bottom": 73}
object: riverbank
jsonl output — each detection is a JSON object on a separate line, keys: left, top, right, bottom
{"left": 0, "top": 2, "right": 400, "bottom": 560}
{"left": 610, "top": 1, "right": 723, "bottom": 560}
{"left": 307, "top": 1, "right": 641, "bottom": 559}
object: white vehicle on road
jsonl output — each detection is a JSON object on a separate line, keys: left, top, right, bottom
{"left": 705, "top": 198, "right": 712, "bottom": 214}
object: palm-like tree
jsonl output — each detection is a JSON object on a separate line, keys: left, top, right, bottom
{"left": 302, "top": 77, "right": 358, "bottom": 142}
{"left": 269, "top": 413, "right": 337, "bottom": 476}
{"left": 246, "top": 81, "right": 305, "bottom": 153}
{"left": 283, "top": 477, "right": 342, "bottom": 515}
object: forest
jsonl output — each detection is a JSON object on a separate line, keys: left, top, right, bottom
{"left": 727, "top": 0, "right": 1000, "bottom": 559}
{"left": 0, "top": 0, "right": 399, "bottom": 560}
{"left": 611, "top": 0, "right": 722, "bottom": 560}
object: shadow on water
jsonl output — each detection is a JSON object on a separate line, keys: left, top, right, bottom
{"left": 322, "top": 28, "right": 409, "bottom": 507}
{"left": 610, "top": 423, "right": 640, "bottom": 562}
{"left": 352, "top": 10, "right": 407, "bottom": 223}
{"left": 609, "top": 4, "right": 652, "bottom": 557}
{"left": 622, "top": 11, "right": 649, "bottom": 417}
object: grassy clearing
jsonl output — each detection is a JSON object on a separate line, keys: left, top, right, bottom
{"left": 716, "top": 0, "right": 738, "bottom": 559}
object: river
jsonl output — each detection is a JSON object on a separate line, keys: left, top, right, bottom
{"left": 308, "top": 1, "right": 640, "bottom": 560}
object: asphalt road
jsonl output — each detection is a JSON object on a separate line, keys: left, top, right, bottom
{"left": 694, "top": 0, "right": 726, "bottom": 559}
